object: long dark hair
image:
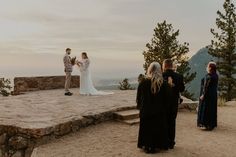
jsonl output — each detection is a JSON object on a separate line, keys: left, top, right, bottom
{"left": 208, "top": 62, "right": 217, "bottom": 74}
{"left": 82, "top": 52, "right": 88, "bottom": 59}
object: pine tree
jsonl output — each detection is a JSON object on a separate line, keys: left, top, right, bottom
{"left": 119, "top": 78, "right": 134, "bottom": 90}
{"left": 143, "top": 20, "right": 196, "bottom": 99}
{"left": 208, "top": 0, "right": 236, "bottom": 101}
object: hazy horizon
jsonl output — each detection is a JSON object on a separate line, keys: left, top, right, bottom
{"left": 1, "top": 0, "right": 235, "bottom": 82}
{"left": 0, "top": 52, "right": 143, "bottom": 82}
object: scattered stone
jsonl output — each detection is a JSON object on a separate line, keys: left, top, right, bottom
{"left": 179, "top": 97, "right": 198, "bottom": 112}
{"left": 54, "top": 122, "right": 72, "bottom": 136}
{"left": 114, "top": 109, "right": 140, "bottom": 125}
{"left": 9, "top": 136, "right": 28, "bottom": 150}
{"left": 11, "top": 150, "right": 23, "bottom": 157}
{"left": 225, "top": 101, "right": 236, "bottom": 106}
{"left": 0, "top": 133, "right": 7, "bottom": 145}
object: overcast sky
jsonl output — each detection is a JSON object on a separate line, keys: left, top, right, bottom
{"left": 0, "top": 0, "right": 235, "bottom": 79}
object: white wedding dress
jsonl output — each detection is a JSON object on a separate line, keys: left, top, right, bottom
{"left": 79, "top": 59, "right": 113, "bottom": 95}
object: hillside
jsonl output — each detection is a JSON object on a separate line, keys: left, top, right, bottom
{"left": 188, "top": 48, "right": 216, "bottom": 98}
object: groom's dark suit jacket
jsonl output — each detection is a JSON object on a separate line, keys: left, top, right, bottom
{"left": 163, "top": 69, "right": 185, "bottom": 104}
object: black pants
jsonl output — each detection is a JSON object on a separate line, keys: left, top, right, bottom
{"left": 168, "top": 103, "right": 178, "bottom": 147}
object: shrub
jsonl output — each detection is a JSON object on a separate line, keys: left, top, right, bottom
{"left": 138, "top": 74, "right": 145, "bottom": 83}
{"left": 119, "top": 78, "right": 134, "bottom": 90}
{"left": 218, "top": 97, "right": 226, "bottom": 106}
{"left": 0, "top": 78, "right": 12, "bottom": 96}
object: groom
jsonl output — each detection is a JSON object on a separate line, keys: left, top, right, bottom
{"left": 162, "top": 59, "right": 185, "bottom": 149}
{"left": 63, "top": 48, "right": 73, "bottom": 96}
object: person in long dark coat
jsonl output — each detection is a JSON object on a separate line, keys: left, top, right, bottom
{"left": 197, "top": 62, "right": 218, "bottom": 131}
{"left": 136, "top": 62, "right": 171, "bottom": 154}
{"left": 162, "top": 59, "right": 185, "bottom": 149}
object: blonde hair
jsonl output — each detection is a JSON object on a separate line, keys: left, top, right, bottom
{"left": 147, "top": 62, "right": 163, "bottom": 94}
{"left": 172, "top": 60, "right": 178, "bottom": 72}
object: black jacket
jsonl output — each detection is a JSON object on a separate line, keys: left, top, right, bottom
{"left": 163, "top": 69, "right": 185, "bottom": 101}
{"left": 136, "top": 79, "right": 171, "bottom": 118}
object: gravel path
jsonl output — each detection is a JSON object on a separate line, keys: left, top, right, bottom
{"left": 32, "top": 105, "right": 236, "bottom": 157}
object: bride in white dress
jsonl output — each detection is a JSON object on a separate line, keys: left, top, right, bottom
{"left": 77, "top": 52, "right": 113, "bottom": 95}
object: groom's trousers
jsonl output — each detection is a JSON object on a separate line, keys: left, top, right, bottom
{"left": 168, "top": 99, "right": 178, "bottom": 147}
{"left": 65, "top": 72, "right": 72, "bottom": 92}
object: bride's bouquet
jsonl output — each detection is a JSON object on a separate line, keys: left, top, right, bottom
{"left": 71, "top": 57, "right": 77, "bottom": 65}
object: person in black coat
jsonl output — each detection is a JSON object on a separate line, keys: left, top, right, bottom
{"left": 136, "top": 62, "right": 171, "bottom": 154}
{"left": 197, "top": 62, "right": 218, "bottom": 131}
{"left": 162, "top": 59, "right": 185, "bottom": 149}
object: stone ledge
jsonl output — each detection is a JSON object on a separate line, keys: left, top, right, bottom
{"left": 0, "top": 102, "right": 197, "bottom": 157}
{"left": 14, "top": 76, "right": 80, "bottom": 94}
{"left": 179, "top": 97, "right": 198, "bottom": 112}
{"left": 0, "top": 106, "right": 137, "bottom": 157}
{"left": 179, "top": 101, "right": 198, "bottom": 112}
{"left": 0, "top": 88, "right": 198, "bottom": 157}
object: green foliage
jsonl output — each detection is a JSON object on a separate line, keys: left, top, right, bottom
{"left": 207, "top": 0, "right": 236, "bottom": 101}
{"left": 143, "top": 20, "right": 196, "bottom": 99}
{"left": 0, "top": 78, "right": 12, "bottom": 96}
{"left": 138, "top": 74, "right": 145, "bottom": 83}
{"left": 182, "top": 90, "right": 196, "bottom": 101}
{"left": 119, "top": 78, "right": 134, "bottom": 90}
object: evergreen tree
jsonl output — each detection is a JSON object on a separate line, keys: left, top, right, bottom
{"left": 138, "top": 74, "right": 145, "bottom": 83}
{"left": 119, "top": 78, "right": 134, "bottom": 90}
{"left": 208, "top": 0, "right": 236, "bottom": 101}
{"left": 143, "top": 21, "right": 196, "bottom": 99}
{"left": 0, "top": 78, "right": 12, "bottom": 96}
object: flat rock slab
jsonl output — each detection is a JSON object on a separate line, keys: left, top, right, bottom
{"left": 0, "top": 89, "right": 136, "bottom": 135}
{"left": 0, "top": 89, "right": 199, "bottom": 157}
{"left": 0, "top": 89, "right": 138, "bottom": 156}
{"left": 114, "top": 109, "right": 139, "bottom": 120}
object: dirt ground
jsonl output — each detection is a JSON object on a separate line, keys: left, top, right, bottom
{"left": 32, "top": 105, "right": 236, "bottom": 157}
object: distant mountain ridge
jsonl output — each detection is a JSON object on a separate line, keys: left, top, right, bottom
{"left": 188, "top": 47, "right": 217, "bottom": 98}
{"left": 95, "top": 77, "right": 138, "bottom": 90}
{"left": 96, "top": 48, "right": 217, "bottom": 97}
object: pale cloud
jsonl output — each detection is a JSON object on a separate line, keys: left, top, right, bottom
{"left": 1, "top": 0, "right": 229, "bottom": 55}
{"left": 0, "top": 0, "right": 235, "bottom": 79}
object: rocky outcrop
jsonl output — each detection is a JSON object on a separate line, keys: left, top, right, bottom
{"left": 13, "top": 76, "right": 80, "bottom": 94}
{"left": 0, "top": 89, "right": 199, "bottom": 157}
{"left": 0, "top": 106, "right": 132, "bottom": 157}
{"left": 225, "top": 101, "right": 236, "bottom": 106}
{"left": 0, "top": 103, "right": 199, "bottom": 157}
{"left": 179, "top": 97, "right": 199, "bottom": 112}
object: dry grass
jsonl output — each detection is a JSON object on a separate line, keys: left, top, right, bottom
{"left": 218, "top": 97, "right": 226, "bottom": 106}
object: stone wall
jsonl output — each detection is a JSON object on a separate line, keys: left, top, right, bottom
{"left": 13, "top": 76, "right": 80, "bottom": 94}
{"left": 0, "top": 94, "right": 198, "bottom": 157}
{"left": 0, "top": 103, "right": 198, "bottom": 157}
{"left": 0, "top": 106, "right": 133, "bottom": 157}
